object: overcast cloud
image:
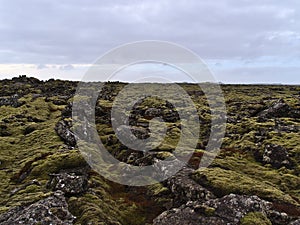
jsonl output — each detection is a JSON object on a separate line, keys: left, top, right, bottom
{"left": 0, "top": 0, "right": 299, "bottom": 83}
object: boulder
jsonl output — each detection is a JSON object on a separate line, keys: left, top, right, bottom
{"left": 55, "top": 119, "right": 76, "bottom": 147}
{"left": 205, "top": 194, "right": 270, "bottom": 223}
{"left": 153, "top": 204, "right": 226, "bottom": 225}
{"left": 257, "top": 99, "right": 291, "bottom": 120}
{"left": 0, "top": 191, "right": 75, "bottom": 225}
{"left": 144, "top": 108, "right": 162, "bottom": 119}
{"left": 263, "top": 144, "right": 291, "bottom": 168}
{"left": 0, "top": 95, "right": 24, "bottom": 108}
{"left": 48, "top": 172, "right": 88, "bottom": 195}
{"left": 274, "top": 119, "right": 299, "bottom": 133}
{"left": 165, "top": 167, "right": 215, "bottom": 207}
{"left": 61, "top": 102, "right": 72, "bottom": 118}
{"left": 153, "top": 194, "right": 288, "bottom": 225}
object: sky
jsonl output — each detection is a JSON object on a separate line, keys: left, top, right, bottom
{"left": 0, "top": 0, "right": 299, "bottom": 84}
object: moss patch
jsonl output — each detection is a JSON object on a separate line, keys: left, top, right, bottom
{"left": 192, "top": 166, "right": 298, "bottom": 205}
{"left": 240, "top": 212, "right": 272, "bottom": 225}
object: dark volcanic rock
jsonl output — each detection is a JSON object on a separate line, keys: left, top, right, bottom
{"left": 52, "top": 96, "right": 69, "bottom": 105}
{"left": 274, "top": 119, "right": 300, "bottom": 133}
{"left": 205, "top": 194, "right": 271, "bottom": 223}
{"left": 153, "top": 193, "right": 298, "bottom": 225}
{"left": 263, "top": 144, "right": 291, "bottom": 168}
{"left": 0, "top": 95, "right": 24, "bottom": 108}
{"left": 153, "top": 194, "right": 275, "bottom": 225}
{"left": 61, "top": 102, "right": 72, "bottom": 119}
{"left": 27, "top": 116, "right": 45, "bottom": 123}
{"left": 258, "top": 99, "right": 291, "bottom": 119}
{"left": 0, "top": 191, "right": 75, "bottom": 225}
{"left": 144, "top": 108, "right": 161, "bottom": 118}
{"left": 48, "top": 172, "right": 88, "bottom": 195}
{"left": 23, "top": 124, "right": 37, "bottom": 135}
{"left": 0, "top": 123, "right": 10, "bottom": 136}
{"left": 165, "top": 167, "right": 215, "bottom": 207}
{"left": 116, "top": 125, "right": 150, "bottom": 142}
{"left": 268, "top": 209, "right": 292, "bottom": 225}
{"left": 153, "top": 204, "right": 226, "bottom": 225}
{"left": 55, "top": 119, "right": 76, "bottom": 147}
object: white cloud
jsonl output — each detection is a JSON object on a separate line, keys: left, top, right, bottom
{"left": 59, "top": 64, "right": 75, "bottom": 70}
{"left": 37, "top": 64, "right": 49, "bottom": 70}
{"left": 0, "top": 0, "right": 299, "bottom": 83}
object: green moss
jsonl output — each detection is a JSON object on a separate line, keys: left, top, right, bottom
{"left": 154, "top": 151, "right": 174, "bottom": 160}
{"left": 264, "top": 131, "right": 300, "bottom": 150}
{"left": 48, "top": 102, "right": 66, "bottom": 112}
{"left": 192, "top": 167, "right": 298, "bottom": 205}
{"left": 240, "top": 212, "right": 272, "bottom": 225}
{"left": 0, "top": 207, "right": 10, "bottom": 214}
{"left": 204, "top": 206, "right": 215, "bottom": 216}
{"left": 0, "top": 95, "right": 67, "bottom": 210}
{"left": 98, "top": 99, "right": 113, "bottom": 108}
{"left": 68, "top": 175, "right": 146, "bottom": 225}
{"left": 30, "top": 150, "right": 87, "bottom": 180}
{"left": 1, "top": 82, "right": 300, "bottom": 223}
{"left": 17, "top": 184, "right": 42, "bottom": 194}
{"left": 147, "top": 183, "right": 170, "bottom": 196}
{"left": 211, "top": 156, "right": 300, "bottom": 198}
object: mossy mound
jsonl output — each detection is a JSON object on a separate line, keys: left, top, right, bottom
{"left": 240, "top": 212, "right": 272, "bottom": 225}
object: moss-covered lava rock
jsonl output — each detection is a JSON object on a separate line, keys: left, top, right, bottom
{"left": 0, "top": 76, "right": 299, "bottom": 224}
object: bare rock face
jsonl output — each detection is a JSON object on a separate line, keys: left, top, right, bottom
{"left": 257, "top": 99, "right": 292, "bottom": 120}
{"left": 153, "top": 194, "right": 297, "bottom": 225}
{"left": 274, "top": 118, "right": 300, "bottom": 133}
{"left": 61, "top": 102, "right": 73, "bottom": 119}
{"left": 0, "top": 95, "right": 25, "bottom": 108}
{"left": 144, "top": 108, "right": 162, "bottom": 118}
{"left": 48, "top": 172, "right": 88, "bottom": 195}
{"left": 55, "top": 119, "right": 76, "bottom": 147}
{"left": 153, "top": 203, "right": 226, "bottom": 225}
{"left": 205, "top": 194, "right": 271, "bottom": 223}
{"left": 0, "top": 191, "right": 75, "bottom": 225}
{"left": 165, "top": 167, "right": 215, "bottom": 207}
{"left": 263, "top": 144, "right": 291, "bottom": 169}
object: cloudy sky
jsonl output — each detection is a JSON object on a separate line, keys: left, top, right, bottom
{"left": 0, "top": 0, "right": 299, "bottom": 83}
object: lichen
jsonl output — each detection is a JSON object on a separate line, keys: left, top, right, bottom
{"left": 240, "top": 212, "right": 272, "bottom": 225}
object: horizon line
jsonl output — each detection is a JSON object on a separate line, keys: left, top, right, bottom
{"left": 1, "top": 75, "right": 300, "bottom": 86}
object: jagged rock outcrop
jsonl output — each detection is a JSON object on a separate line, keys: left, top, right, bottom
{"left": 0, "top": 95, "right": 24, "bottom": 108}
{"left": 153, "top": 202, "right": 226, "bottom": 225}
{"left": 47, "top": 172, "right": 88, "bottom": 195}
{"left": 274, "top": 119, "right": 300, "bottom": 133}
{"left": 61, "top": 102, "right": 73, "bottom": 119}
{"left": 257, "top": 98, "right": 300, "bottom": 120}
{"left": 153, "top": 194, "right": 297, "bottom": 225}
{"left": 263, "top": 144, "right": 292, "bottom": 168}
{"left": 206, "top": 194, "right": 270, "bottom": 223}
{"left": 55, "top": 119, "right": 76, "bottom": 147}
{"left": 165, "top": 167, "right": 215, "bottom": 207}
{"left": 0, "top": 191, "right": 75, "bottom": 225}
